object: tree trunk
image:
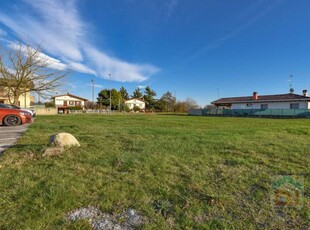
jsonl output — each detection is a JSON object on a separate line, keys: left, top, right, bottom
{"left": 13, "top": 93, "right": 20, "bottom": 106}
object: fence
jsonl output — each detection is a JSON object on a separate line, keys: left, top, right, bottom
{"left": 68, "top": 110, "right": 123, "bottom": 114}
{"left": 188, "top": 109, "right": 310, "bottom": 118}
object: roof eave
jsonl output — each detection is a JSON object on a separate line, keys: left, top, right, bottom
{"left": 212, "top": 98, "right": 310, "bottom": 104}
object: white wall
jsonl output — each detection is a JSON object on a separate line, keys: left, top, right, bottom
{"left": 54, "top": 95, "right": 85, "bottom": 107}
{"left": 125, "top": 99, "right": 145, "bottom": 110}
{"left": 231, "top": 102, "right": 309, "bottom": 109}
{"left": 35, "top": 108, "right": 57, "bottom": 115}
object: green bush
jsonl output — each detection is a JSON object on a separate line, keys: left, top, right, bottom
{"left": 45, "top": 101, "right": 55, "bottom": 108}
{"left": 124, "top": 105, "right": 131, "bottom": 113}
{"left": 133, "top": 105, "right": 141, "bottom": 112}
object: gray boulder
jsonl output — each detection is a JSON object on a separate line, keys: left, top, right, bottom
{"left": 50, "top": 132, "right": 80, "bottom": 147}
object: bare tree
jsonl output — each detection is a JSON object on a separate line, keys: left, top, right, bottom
{"left": 0, "top": 41, "right": 69, "bottom": 105}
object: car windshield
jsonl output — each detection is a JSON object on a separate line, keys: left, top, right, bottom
{"left": 9, "top": 105, "right": 20, "bottom": 109}
{"left": 0, "top": 103, "right": 12, "bottom": 109}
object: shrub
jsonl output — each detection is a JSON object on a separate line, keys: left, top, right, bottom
{"left": 45, "top": 101, "right": 55, "bottom": 108}
{"left": 124, "top": 105, "right": 130, "bottom": 113}
{"left": 133, "top": 106, "right": 141, "bottom": 112}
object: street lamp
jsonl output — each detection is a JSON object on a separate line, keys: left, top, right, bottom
{"left": 109, "top": 74, "right": 112, "bottom": 113}
{"left": 91, "top": 79, "right": 94, "bottom": 109}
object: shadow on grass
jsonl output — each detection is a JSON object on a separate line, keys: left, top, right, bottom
{"left": 1, "top": 144, "right": 46, "bottom": 154}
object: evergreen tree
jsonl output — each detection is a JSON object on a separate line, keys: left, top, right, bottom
{"left": 132, "top": 87, "right": 143, "bottom": 98}
{"left": 119, "top": 86, "right": 129, "bottom": 100}
{"left": 97, "top": 88, "right": 122, "bottom": 110}
{"left": 144, "top": 86, "right": 157, "bottom": 110}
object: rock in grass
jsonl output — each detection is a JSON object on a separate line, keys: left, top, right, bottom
{"left": 50, "top": 132, "right": 80, "bottom": 147}
{"left": 67, "top": 207, "right": 147, "bottom": 229}
{"left": 67, "top": 206, "right": 101, "bottom": 221}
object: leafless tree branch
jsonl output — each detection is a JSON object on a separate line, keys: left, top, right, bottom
{"left": 0, "top": 40, "right": 69, "bottom": 105}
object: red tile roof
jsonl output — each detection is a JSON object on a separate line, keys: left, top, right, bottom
{"left": 212, "top": 93, "right": 310, "bottom": 105}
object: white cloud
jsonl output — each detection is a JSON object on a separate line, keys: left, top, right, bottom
{"left": 9, "top": 42, "right": 67, "bottom": 71}
{"left": 138, "top": 85, "right": 146, "bottom": 89}
{"left": 68, "top": 62, "right": 97, "bottom": 75}
{"left": 0, "top": 1, "right": 83, "bottom": 61}
{"left": 85, "top": 46, "right": 160, "bottom": 82}
{"left": 0, "top": 0, "right": 159, "bottom": 82}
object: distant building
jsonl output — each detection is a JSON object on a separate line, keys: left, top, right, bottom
{"left": 51, "top": 93, "right": 88, "bottom": 113}
{"left": 212, "top": 90, "right": 310, "bottom": 109}
{"left": 124, "top": 98, "right": 145, "bottom": 111}
{"left": 0, "top": 85, "right": 35, "bottom": 108}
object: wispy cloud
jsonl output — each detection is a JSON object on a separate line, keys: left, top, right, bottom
{"left": 85, "top": 45, "right": 159, "bottom": 82}
{"left": 68, "top": 62, "right": 97, "bottom": 75}
{"left": 188, "top": 0, "right": 284, "bottom": 61}
{"left": 166, "top": 0, "right": 179, "bottom": 16}
{"left": 9, "top": 41, "right": 68, "bottom": 70}
{"left": 0, "top": 0, "right": 159, "bottom": 82}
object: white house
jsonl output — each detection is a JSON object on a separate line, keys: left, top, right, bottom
{"left": 212, "top": 90, "right": 310, "bottom": 109}
{"left": 124, "top": 98, "right": 145, "bottom": 111}
{"left": 51, "top": 93, "right": 88, "bottom": 113}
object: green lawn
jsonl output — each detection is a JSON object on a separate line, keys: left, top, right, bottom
{"left": 0, "top": 114, "right": 309, "bottom": 229}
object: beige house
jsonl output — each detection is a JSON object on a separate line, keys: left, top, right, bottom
{"left": 124, "top": 98, "right": 145, "bottom": 111}
{"left": 51, "top": 93, "right": 88, "bottom": 113}
{"left": 0, "top": 86, "right": 35, "bottom": 108}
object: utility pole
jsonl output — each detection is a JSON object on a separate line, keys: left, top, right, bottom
{"left": 109, "top": 74, "right": 112, "bottom": 114}
{"left": 91, "top": 79, "right": 94, "bottom": 109}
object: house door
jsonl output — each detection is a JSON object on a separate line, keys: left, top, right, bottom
{"left": 64, "top": 101, "right": 67, "bottom": 106}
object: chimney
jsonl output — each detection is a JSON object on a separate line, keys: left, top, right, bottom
{"left": 253, "top": 92, "right": 258, "bottom": 100}
{"left": 303, "top": 89, "right": 308, "bottom": 97}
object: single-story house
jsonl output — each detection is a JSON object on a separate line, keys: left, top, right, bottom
{"left": 211, "top": 90, "right": 310, "bottom": 109}
{"left": 124, "top": 98, "right": 145, "bottom": 111}
{"left": 51, "top": 93, "right": 88, "bottom": 113}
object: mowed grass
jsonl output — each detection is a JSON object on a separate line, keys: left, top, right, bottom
{"left": 0, "top": 114, "right": 309, "bottom": 229}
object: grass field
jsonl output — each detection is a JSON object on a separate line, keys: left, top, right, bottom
{"left": 0, "top": 114, "right": 309, "bottom": 229}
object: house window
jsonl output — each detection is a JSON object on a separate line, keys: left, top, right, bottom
{"left": 261, "top": 104, "right": 268, "bottom": 109}
{"left": 290, "top": 103, "right": 299, "bottom": 109}
{"left": 69, "top": 101, "right": 74, "bottom": 105}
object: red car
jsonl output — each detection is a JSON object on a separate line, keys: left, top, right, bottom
{"left": 0, "top": 108, "right": 32, "bottom": 126}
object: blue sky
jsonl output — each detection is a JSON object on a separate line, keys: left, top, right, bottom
{"left": 1, "top": 0, "right": 310, "bottom": 106}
